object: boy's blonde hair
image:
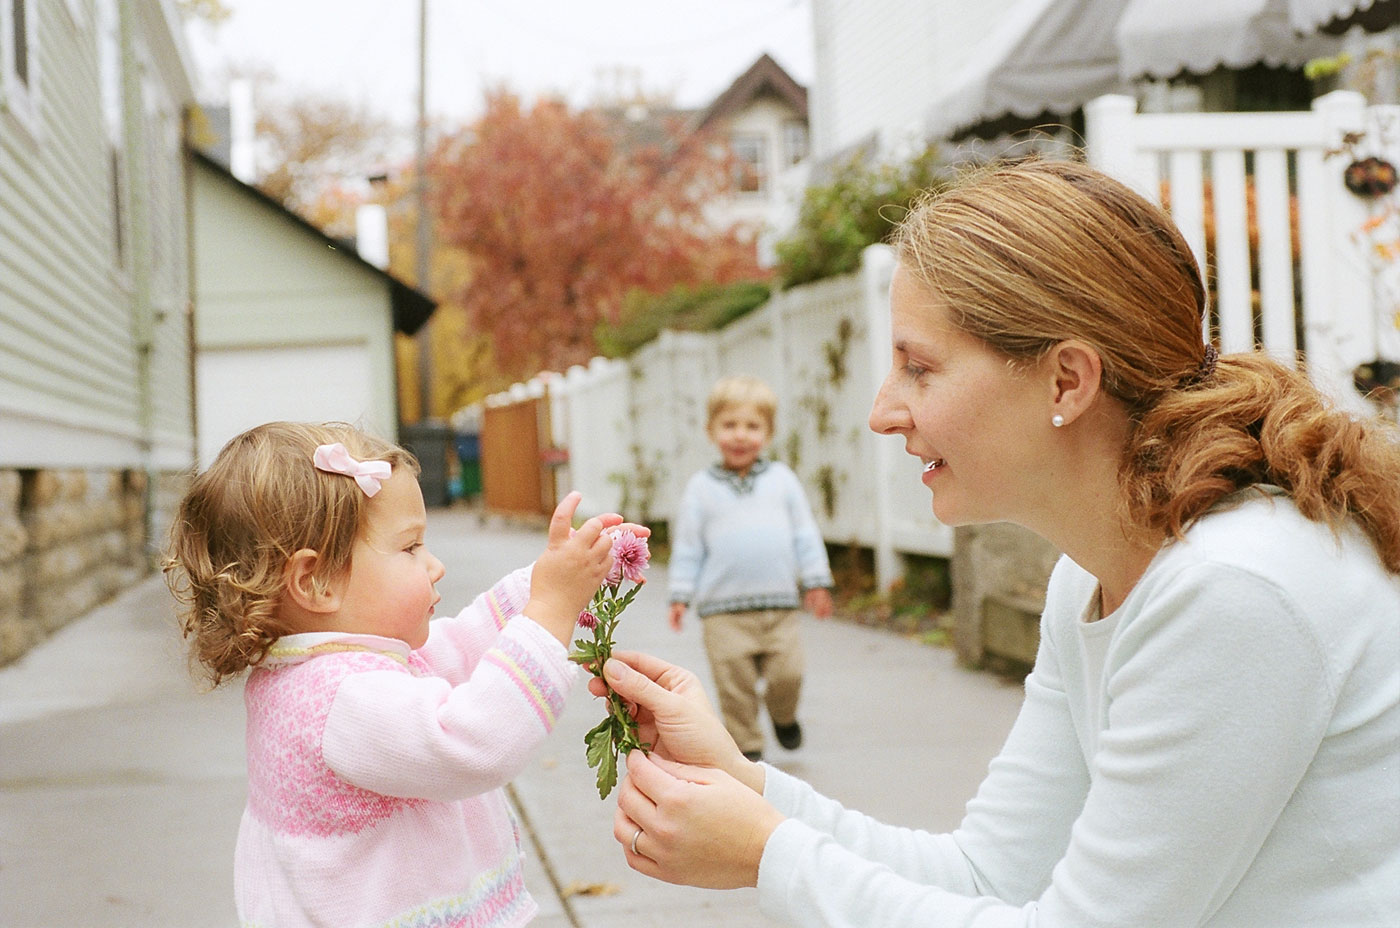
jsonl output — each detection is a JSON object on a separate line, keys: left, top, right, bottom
{"left": 706, "top": 375, "right": 778, "bottom": 433}
{"left": 164, "top": 421, "right": 418, "bottom": 687}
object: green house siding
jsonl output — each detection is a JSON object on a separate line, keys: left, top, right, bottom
{"left": 0, "top": 0, "right": 192, "bottom": 471}
{"left": 192, "top": 162, "right": 399, "bottom": 452}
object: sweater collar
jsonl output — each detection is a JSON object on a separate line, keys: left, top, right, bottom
{"left": 264, "top": 631, "right": 411, "bottom": 667}
{"left": 708, "top": 457, "right": 770, "bottom": 494}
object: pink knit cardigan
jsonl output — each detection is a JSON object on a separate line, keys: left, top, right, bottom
{"left": 234, "top": 566, "right": 579, "bottom": 927}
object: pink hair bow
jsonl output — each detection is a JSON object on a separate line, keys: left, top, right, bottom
{"left": 313, "top": 443, "right": 392, "bottom": 498}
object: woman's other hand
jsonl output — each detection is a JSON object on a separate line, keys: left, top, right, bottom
{"left": 614, "top": 752, "right": 784, "bottom": 889}
{"left": 589, "top": 651, "right": 761, "bottom": 790}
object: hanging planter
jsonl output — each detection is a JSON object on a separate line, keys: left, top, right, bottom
{"left": 1343, "top": 157, "right": 1398, "bottom": 198}
{"left": 1353, "top": 358, "right": 1400, "bottom": 408}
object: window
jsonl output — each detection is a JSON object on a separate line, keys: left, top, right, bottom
{"left": 731, "top": 134, "right": 767, "bottom": 194}
{"left": 783, "top": 121, "right": 809, "bottom": 166}
{"left": 0, "top": 0, "right": 37, "bottom": 130}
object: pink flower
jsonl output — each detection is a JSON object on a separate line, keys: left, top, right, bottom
{"left": 577, "top": 610, "right": 598, "bottom": 630}
{"left": 606, "top": 529, "right": 650, "bottom": 586}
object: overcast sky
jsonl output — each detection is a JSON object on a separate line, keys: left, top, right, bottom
{"left": 185, "top": 0, "right": 815, "bottom": 128}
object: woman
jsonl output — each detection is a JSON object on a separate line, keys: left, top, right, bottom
{"left": 593, "top": 159, "right": 1400, "bottom": 926}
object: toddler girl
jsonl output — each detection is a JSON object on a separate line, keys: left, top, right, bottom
{"left": 165, "top": 421, "right": 633, "bottom": 928}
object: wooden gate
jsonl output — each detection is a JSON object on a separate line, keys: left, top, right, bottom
{"left": 481, "top": 394, "right": 556, "bottom": 516}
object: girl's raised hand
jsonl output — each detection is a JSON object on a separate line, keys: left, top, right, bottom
{"left": 524, "top": 492, "right": 617, "bottom": 645}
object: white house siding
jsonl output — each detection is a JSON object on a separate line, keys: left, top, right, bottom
{"left": 0, "top": 0, "right": 195, "bottom": 663}
{"left": 191, "top": 164, "right": 400, "bottom": 469}
{"left": 808, "top": 0, "right": 1022, "bottom": 160}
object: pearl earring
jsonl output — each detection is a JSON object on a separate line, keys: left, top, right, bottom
{"left": 1051, "top": 414, "right": 1065, "bottom": 428}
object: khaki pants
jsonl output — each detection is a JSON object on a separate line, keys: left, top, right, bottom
{"left": 701, "top": 608, "right": 804, "bottom": 755}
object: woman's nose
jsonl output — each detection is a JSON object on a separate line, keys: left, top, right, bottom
{"left": 868, "top": 373, "right": 906, "bottom": 434}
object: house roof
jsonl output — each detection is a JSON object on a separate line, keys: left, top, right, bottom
{"left": 191, "top": 149, "right": 437, "bottom": 336}
{"left": 693, "top": 53, "right": 809, "bottom": 132}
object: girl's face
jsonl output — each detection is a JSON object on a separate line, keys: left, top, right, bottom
{"left": 709, "top": 402, "right": 771, "bottom": 476}
{"left": 335, "top": 469, "right": 445, "bottom": 649}
{"left": 868, "top": 264, "right": 1051, "bottom": 528}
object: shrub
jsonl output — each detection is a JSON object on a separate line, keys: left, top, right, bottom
{"left": 774, "top": 144, "right": 948, "bottom": 289}
{"left": 594, "top": 279, "right": 771, "bottom": 357}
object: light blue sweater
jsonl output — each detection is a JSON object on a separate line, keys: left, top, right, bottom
{"left": 668, "top": 460, "right": 834, "bottom": 618}
{"left": 755, "top": 486, "right": 1400, "bottom": 926}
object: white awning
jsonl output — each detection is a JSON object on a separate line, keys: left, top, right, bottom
{"left": 924, "top": 0, "right": 1132, "bottom": 140}
{"left": 1288, "top": 0, "right": 1389, "bottom": 32}
{"left": 1115, "top": 0, "right": 1354, "bottom": 80}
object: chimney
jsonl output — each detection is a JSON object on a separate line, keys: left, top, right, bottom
{"left": 228, "top": 79, "right": 256, "bottom": 183}
{"left": 356, "top": 203, "right": 390, "bottom": 269}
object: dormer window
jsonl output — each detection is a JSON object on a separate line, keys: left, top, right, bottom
{"left": 732, "top": 134, "right": 767, "bottom": 194}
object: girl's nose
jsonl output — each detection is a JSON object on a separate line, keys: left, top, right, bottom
{"left": 428, "top": 551, "right": 446, "bottom": 582}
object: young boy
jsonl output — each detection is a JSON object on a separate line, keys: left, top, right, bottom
{"left": 668, "top": 375, "right": 834, "bottom": 762}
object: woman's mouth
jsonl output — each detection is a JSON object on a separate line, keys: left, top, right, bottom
{"left": 922, "top": 458, "right": 946, "bottom": 474}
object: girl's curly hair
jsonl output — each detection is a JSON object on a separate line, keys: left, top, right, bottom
{"left": 163, "top": 422, "right": 418, "bottom": 687}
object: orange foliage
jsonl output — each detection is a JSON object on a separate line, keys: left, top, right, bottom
{"left": 429, "top": 90, "right": 767, "bottom": 379}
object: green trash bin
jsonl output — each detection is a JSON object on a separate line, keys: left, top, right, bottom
{"left": 399, "top": 421, "right": 453, "bottom": 508}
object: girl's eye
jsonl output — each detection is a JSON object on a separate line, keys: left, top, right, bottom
{"left": 405, "top": 542, "right": 423, "bottom": 555}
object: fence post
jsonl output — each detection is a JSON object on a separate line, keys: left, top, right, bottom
{"left": 1304, "top": 91, "right": 1373, "bottom": 413}
{"left": 1085, "top": 95, "right": 1140, "bottom": 188}
{"left": 861, "top": 244, "right": 902, "bottom": 591}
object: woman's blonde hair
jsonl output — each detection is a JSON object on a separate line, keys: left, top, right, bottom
{"left": 164, "top": 421, "right": 419, "bottom": 686}
{"left": 707, "top": 375, "right": 778, "bottom": 433}
{"left": 893, "top": 158, "right": 1400, "bottom": 570}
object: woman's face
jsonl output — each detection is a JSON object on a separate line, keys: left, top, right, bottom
{"left": 868, "top": 264, "right": 1051, "bottom": 528}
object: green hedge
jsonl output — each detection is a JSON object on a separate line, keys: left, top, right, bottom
{"left": 595, "top": 280, "right": 772, "bottom": 358}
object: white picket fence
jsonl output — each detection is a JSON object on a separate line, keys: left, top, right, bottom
{"left": 474, "top": 93, "right": 1399, "bottom": 588}
{"left": 1087, "top": 91, "right": 1400, "bottom": 414}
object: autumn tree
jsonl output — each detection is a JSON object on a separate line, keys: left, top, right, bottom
{"left": 254, "top": 94, "right": 396, "bottom": 215}
{"left": 429, "top": 89, "right": 766, "bottom": 379}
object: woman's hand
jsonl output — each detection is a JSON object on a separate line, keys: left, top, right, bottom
{"left": 614, "top": 752, "right": 785, "bottom": 889}
{"left": 589, "top": 651, "right": 761, "bottom": 789}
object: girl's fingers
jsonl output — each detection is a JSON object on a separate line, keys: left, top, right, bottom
{"left": 548, "top": 492, "right": 582, "bottom": 544}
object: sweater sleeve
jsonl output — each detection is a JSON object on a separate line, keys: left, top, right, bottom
{"left": 416, "top": 564, "right": 533, "bottom": 685}
{"left": 667, "top": 474, "right": 705, "bottom": 605}
{"left": 321, "top": 614, "right": 580, "bottom": 802}
{"left": 756, "top": 562, "right": 1337, "bottom": 927}
{"left": 780, "top": 465, "right": 833, "bottom": 590}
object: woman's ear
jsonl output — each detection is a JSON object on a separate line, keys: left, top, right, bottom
{"left": 1046, "top": 339, "right": 1105, "bottom": 427}
{"left": 283, "top": 548, "right": 341, "bottom": 614}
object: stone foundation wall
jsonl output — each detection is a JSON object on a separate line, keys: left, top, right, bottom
{"left": 0, "top": 467, "right": 183, "bottom": 666}
{"left": 950, "top": 523, "right": 1061, "bottom": 672}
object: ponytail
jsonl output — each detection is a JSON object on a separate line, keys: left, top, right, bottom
{"left": 1122, "top": 353, "right": 1400, "bottom": 571}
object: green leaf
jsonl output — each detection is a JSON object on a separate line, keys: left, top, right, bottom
{"left": 595, "top": 744, "right": 618, "bottom": 799}
{"left": 584, "top": 718, "right": 612, "bottom": 770}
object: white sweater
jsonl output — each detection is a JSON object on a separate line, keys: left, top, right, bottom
{"left": 756, "top": 488, "right": 1400, "bottom": 926}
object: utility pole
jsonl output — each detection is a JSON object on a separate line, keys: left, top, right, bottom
{"left": 414, "top": 0, "right": 434, "bottom": 422}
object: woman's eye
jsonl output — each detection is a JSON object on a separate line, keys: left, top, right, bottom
{"left": 903, "top": 362, "right": 929, "bottom": 381}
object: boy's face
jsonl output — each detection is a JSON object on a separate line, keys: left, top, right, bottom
{"left": 708, "top": 402, "right": 771, "bottom": 476}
